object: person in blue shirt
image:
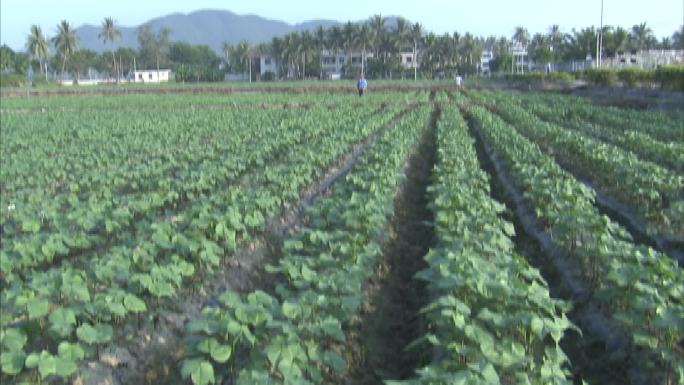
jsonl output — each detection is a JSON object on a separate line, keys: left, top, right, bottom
{"left": 357, "top": 75, "right": 368, "bottom": 96}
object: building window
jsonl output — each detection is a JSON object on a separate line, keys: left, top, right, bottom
{"left": 352, "top": 57, "right": 361, "bottom": 64}
{"left": 138, "top": 73, "right": 143, "bottom": 80}
{"left": 323, "top": 57, "right": 335, "bottom": 64}
{"left": 265, "top": 58, "right": 271, "bottom": 65}
{"left": 406, "top": 56, "right": 412, "bottom": 63}
{"left": 339, "top": 58, "right": 345, "bottom": 64}
{"left": 148, "top": 73, "right": 153, "bottom": 80}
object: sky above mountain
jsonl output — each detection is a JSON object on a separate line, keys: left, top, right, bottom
{"left": 2, "top": 0, "right": 682, "bottom": 50}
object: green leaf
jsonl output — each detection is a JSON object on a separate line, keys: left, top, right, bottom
{"left": 123, "top": 294, "right": 147, "bottom": 313}
{"left": 530, "top": 316, "right": 544, "bottom": 339}
{"left": 340, "top": 295, "right": 360, "bottom": 313}
{"left": 54, "top": 356, "right": 77, "bottom": 377}
{"left": 218, "top": 291, "right": 241, "bottom": 307}
{"left": 480, "top": 362, "right": 501, "bottom": 385}
{"left": 502, "top": 221, "right": 516, "bottom": 236}
{"left": 319, "top": 317, "right": 345, "bottom": 342}
{"left": 281, "top": 300, "right": 301, "bottom": 320}
{"left": 1, "top": 328, "right": 27, "bottom": 351}
{"left": 197, "top": 338, "right": 232, "bottom": 363}
{"left": 57, "top": 342, "right": 85, "bottom": 361}
{"left": 1, "top": 349, "right": 25, "bottom": 375}
{"left": 323, "top": 350, "right": 346, "bottom": 373}
{"left": 182, "top": 359, "right": 215, "bottom": 385}
{"left": 26, "top": 350, "right": 56, "bottom": 378}
{"left": 22, "top": 220, "right": 41, "bottom": 233}
{"left": 633, "top": 333, "right": 659, "bottom": 349}
{"left": 76, "top": 324, "right": 97, "bottom": 344}
{"left": 300, "top": 265, "right": 316, "bottom": 281}
{"left": 27, "top": 298, "right": 49, "bottom": 319}
{"left": 224, "top": 229, "right": 237, "bottom": 252}
{"left": 49, "top": 307, "right": 77, "bottom": 337}
{"left": 24, "top": 353, "right": 40, "bottom": 368}
{"left": 225, "top": 320, "right": 242, "bottom": 336}
{"left": 265, "top": 342, "right": 281, "bottom": 366}
{"left": 38, "top": 352, "right": 57, "bottom": 379}
{"left": 76, "top": 323, "right": 113, "bottom": 345}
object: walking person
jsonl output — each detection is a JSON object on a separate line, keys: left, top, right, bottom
{"left": 357, "top": 74, "right": 367, "bottom": 96}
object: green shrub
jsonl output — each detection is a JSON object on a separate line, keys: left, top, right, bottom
{"left": 501, "top": 72, "right": 573, "bottom": 84}
{"left": 261, "top": 71, "right": 276, "bottom": 81}
{"left": 581, "top": 69, "right": 618, "bottom": 86}
{"left": 0, "top": 72, "right": 27, "bottom": 87}
{"left": 546, "top": 71, "right": 574, "bottom": 82}
{"left": 655, "top": 65, "right": 684, "bottom": 91}
{"left": 31, "top": 78, "right": 53, "bottom": 88}
{"left": 616, "top": 68, "right": 654, "bottom": 87}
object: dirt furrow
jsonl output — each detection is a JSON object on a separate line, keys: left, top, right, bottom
{"left": 345, "top": 105, "right": 438, "bottom": 384}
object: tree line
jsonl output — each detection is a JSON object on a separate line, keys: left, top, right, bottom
{"left": 1, "top": 16, "right": 683, "bottom": 83}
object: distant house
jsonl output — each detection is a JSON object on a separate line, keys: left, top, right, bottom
{"left": 320, "top": 49, "right": 375, "bottom": 79}
{"left": 260, "top": 54, "right": 277, "bottom": 76}
{"left": 320, "top": 50, "right": 349, "bottom": 78}
{"left": 480, "top": 50, "right": 494, "bottom": 74}
{"left": 609, "top": 49, "right": 684, "bottom": 68}
{"left": 399, "top": 52, "right": 418, "bottom": 69}
{"left": 512, "top": 42, "right": 528, "bottom": 73}
{"left": 132, "top": 69, "right": 171, "bottom": 83}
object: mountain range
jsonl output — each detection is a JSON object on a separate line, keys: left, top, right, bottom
{"left": 75, "top": 10, "right": 347, "bottom": 53}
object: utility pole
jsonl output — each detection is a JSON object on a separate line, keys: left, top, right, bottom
{"left": 597, "top": 0, "right": 604, "bottom": 68}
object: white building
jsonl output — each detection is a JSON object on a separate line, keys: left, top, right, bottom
{"left": 132, "top": 69, "right": 171, "bottom": 83}
{"left": 480, "top": 50, "right": 494, "bottom": 74}
{"left": 320, "top": 50, "right": 349, "bottom": 78}
{"left": 320, "top": 49, "right": 375, "bottom": 79}
{"left": 260, "top": 55, "right": 277, "bottom": 76}
{"left": 512, "top": 43, "right": 528, "bottom": 73}
{"left": 608, "top": 49, "right": 684, "bottom": 68}
{"left": 399, "top": 52, "right": 418, "bottom": 69}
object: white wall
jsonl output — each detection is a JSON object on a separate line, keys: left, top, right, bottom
{"left": 260, "top": 55, "right": 277, "bottom": 75}
{"left": 133, "top": 70, "right": 170, "bottom": 83}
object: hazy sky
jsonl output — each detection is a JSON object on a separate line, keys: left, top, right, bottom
{"left": 2, "top": 0, "right": 682, "bottom": 50}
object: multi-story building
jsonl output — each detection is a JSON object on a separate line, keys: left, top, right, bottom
{"left": 399, "top": 52, "right": 418, "bottom": 69}
{"left": 260, "top": 54, "right": 278, "bottom": 76}
{"left": 480, "top": 50, "right": 494, "bottom": 74}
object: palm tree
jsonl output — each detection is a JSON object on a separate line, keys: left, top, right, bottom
{"left": 314, "top": 25, "right": 327, "bottom": 79}
{"left": 298, "top": 30, "right": 314, "bottom": 79}
{"left": 26, "top": 25, "right": 49, "bottom": 80}
{"left": 342, "top": 22, "right": 356, "bottom": 72}
{"left": 270, "top": 36, "right": 285, "bottom": 78}
{"left": 369, "top": 14, "right": 387, "bottom": 58}
{"left": 394, "top": 18, "right": 409, "bottom": 52}
{"left": 221, "top": 41, "right": 232, "bottom": 68}
{"left": 613, "top": 26, "right": 629, "bottom": 53}
{"left": 673, "top": 25, "right": 684, "bottom": 50}
{"left": 451, "top": 32, "right": 462, "bottom": 65}
{"left": 52, "top": 20, "right": 78, "bottom": 80}
{"left": 421, "top": 32, "right": 437, "bottom": 77}
{"left": 512, "top": 26, "right": 530, "bottom": 47}
{"left": 354, "top": 24, "right": 372, "bottom": 75}
{"left": 409, "top": 23, "right": 423, "bottom": 80}
{"left": 459, "top": 33, "right": 472, "bottom": 65}
{"left": 630, "top": 22, "right": 654, "bottom": 50}
{"left": 235, "top": 39, "right": 252, "bottom": 82}
{"left": 99, "top": 17, "right": 121, "bottom": 82}
{"left": 281, "top": 32, "right": 298, "bottom": 78}
{"left": 155, "top": 28, "right": 171, "bottom": 79}
{"left": 327, "top": 25, "right": 343, "bottom": 73}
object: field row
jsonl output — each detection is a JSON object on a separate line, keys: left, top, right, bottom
{"left": 1, "top": 91, "right": 682, "bottom": 385}
{"left": 0, "top": 95, "right": 415, "bottom": 381}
